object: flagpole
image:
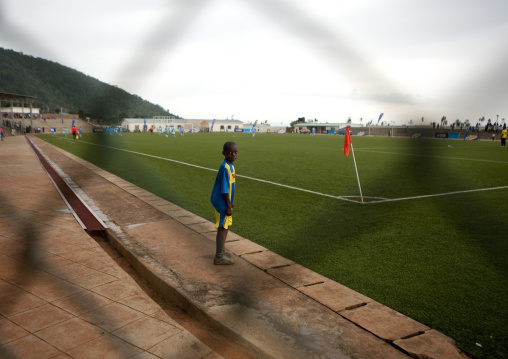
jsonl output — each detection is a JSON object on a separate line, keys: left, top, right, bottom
{"left": 349, "top": 143, "right": 364, "bottom": 203}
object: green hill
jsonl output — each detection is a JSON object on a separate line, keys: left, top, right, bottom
{"left": 0, "top": 47, "right": 178, "bottom": 123}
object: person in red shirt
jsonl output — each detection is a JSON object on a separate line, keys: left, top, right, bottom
{"left": 71, "top": 125, "right": 78, "bottom": 141}
{"left": 0, "top": 127, "right": 4, "bottom": 141}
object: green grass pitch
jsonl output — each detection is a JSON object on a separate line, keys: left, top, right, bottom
{"left": 40, "top": 132, "right": 508, "bottom": 358}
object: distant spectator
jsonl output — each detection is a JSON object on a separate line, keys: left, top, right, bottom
{"left": 72, "top": 125, "right": 78, "bottom": 141}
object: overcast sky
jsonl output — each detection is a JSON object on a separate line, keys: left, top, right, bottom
{"left": 1, "top": 0, "right": 507, "bottom": 126}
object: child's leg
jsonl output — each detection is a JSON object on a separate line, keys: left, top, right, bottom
{"left": 216, "top": 227, "right": 228, "bottom": 255}
{"left": 214, "top": 227, "right": 235, "bottom": 265}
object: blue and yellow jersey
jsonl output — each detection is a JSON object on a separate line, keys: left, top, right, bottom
{"left": 211, "top": 159, "right": 235, "bottom": 214}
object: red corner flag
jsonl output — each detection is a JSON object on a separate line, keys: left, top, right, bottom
{"left": 344, "top": 126, "right": 352, "bottom": 157}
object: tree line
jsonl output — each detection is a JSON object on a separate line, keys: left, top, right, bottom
{"left": 0, "top": 48, "right": 179, "bottom": 124}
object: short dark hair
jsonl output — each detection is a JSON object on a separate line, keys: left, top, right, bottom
{"left": 223, "top": 141, "right": 237, "bottom": 151}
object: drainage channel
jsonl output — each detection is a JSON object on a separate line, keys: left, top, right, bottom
{"left": 27, "top": 137, "right": 107, "bottom": 234}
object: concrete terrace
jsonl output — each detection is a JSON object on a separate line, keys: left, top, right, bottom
{"left": 0, "top": 136, "right": 221, "bottom": 359}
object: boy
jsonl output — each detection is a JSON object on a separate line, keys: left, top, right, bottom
{"left": 210, "top": 142, "right": 238, "bottom": 265}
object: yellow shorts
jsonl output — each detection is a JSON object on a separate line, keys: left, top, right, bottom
{"left": 215, "top": 210, "right": 232, "bottom": 230}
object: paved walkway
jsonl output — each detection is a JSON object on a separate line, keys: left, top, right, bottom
{"left": 1, "top": 136, "right": 469, "bottom": 359}
{"left": 0, "top": 136, "right": 221, "bottom": 359}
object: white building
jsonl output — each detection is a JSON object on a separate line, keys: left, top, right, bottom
{"left": 120, "top": 117, "right": 245, "bottom": 133}
{"left": 245, "top": 122, "right": 286, "bottom": 133}
{"left": 293, "top": 122, "right": 361, "bottom": 134}
{"left": 121, "top": 118, "right": 189, "bottom": 132}
{"left": 204, "top": 119, "right": 244, "bottom": 132}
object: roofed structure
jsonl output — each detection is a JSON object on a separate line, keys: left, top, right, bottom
{"left": 1, "top": 92, "right": 38, "bottom": 130}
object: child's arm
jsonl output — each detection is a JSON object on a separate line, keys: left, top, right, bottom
{"left": 222, "top": 193, "right": 233, "bottom": 216}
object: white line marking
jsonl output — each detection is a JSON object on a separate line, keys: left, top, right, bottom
{"left": 50, "top": 137, "right": 508, "bottom": 204}
{"left": 357, "top": 149, "right": 508, "bottom": 164}
{"left": 366, "top": 186, "right": 508, "bottom": 204}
